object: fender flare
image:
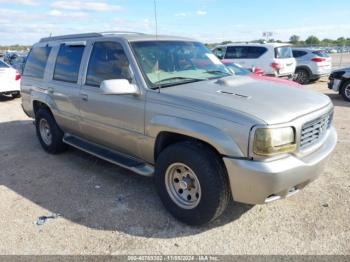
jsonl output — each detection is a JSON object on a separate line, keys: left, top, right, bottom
{"left": 148, "top": 115, "right": 245, "bottom": 158}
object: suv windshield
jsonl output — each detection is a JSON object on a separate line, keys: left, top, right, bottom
{"left": 131, "top": 41, "right": 231, "bottom": 88}
{"left": 274, "top": 46, "right": 293, "bottom": 59}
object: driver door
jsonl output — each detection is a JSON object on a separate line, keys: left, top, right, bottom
{"left": 78, "top": 40, "right": 146, "bottom": 158}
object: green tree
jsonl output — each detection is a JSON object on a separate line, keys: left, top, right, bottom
{"left": 305, "top": 35, "right": 320, "bottom": 45}
{"left": 289, "top": 35, "right": 300, "bottom": 45}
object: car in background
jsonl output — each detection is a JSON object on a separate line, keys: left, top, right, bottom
{"left": 328, "top": 67, "right": 350, "bottom": 102}
{"left": 0, "top": 60, "right": 21, "bottom": 98}
{"left": 11, "top": 55, "right": 27, "bottom": 74}
{"left": 221, "top": 60, "right": 300, "bottom": 87}
{"left": 292, "top": 48, "right": 332, "bottom": 85}
{"left": 213, "top": 43, "right": 296, "bottom": 78}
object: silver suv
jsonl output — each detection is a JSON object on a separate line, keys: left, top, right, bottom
{"left": 21, "top": 32, "right": 337, "bottom": 225}
{"left": 292, "top": 48, "right": 332, "bottom": 84}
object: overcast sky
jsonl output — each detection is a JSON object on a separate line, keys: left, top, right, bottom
{"left": 1, "top": 0, "right": 350, "bottom": 45}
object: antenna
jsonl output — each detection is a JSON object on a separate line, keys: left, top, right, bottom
{"left": 154, "top": 0, "right": 160, "bottom": 93}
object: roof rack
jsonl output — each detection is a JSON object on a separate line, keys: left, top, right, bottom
{"left": 39, "top": 31, "right": 144, "bottom": 43}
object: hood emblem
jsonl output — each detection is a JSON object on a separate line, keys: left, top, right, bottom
{"left": 217, "top": 90, "right": 251, "bottom": 99}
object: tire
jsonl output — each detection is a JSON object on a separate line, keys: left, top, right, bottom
{"left": 35, "top": 108, "right": 67, "bottom": 154}
{"left": 11, "top": 92, "right": 21, "bottom": 98}
{"left": 155, "top": 142, "right": 231, "bottom": 225}
{"left": 294, "top": 68, "right": 310, "bottom": 85}
{"left": 340, "top": 80, "right": 350, "bottom": 102}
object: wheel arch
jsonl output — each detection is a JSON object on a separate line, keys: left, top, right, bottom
{"left": 150, "top": 116, "right": 245, "bottom": 161}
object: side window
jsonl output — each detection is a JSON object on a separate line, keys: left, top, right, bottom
{"left": 293, "top": 50, "right": 307, "bottom": 58}
{"left": 23, "top": 46, "right": 51, "bottom": 78}
{"left": 53, "top": 44, "right": 85, "bottom": 83}
{"left": 246, "top": 46, "right": 267, "bottom": 58}
{"left": 86, "top": 41, "right": 131, "bottom": 87}
{"left": 225, "top": 46, "right": 247, "bottom": 59}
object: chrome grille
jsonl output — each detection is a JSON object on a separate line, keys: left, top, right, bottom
{"left": 300, "top": 111, "right": 333, "bottom": 149}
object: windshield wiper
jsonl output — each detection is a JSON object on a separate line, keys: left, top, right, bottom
{"left": 152, "top": 76, "right": 206, "bottom": 89}
{"left": 154, "top": 76, "right": 205, "bottom": 84}
{"left": 205, "top": 70, "right": 232, "bottom": 77}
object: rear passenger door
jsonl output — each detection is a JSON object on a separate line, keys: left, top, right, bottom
{"left": 47, "top": 42, "right": 85, "bottom": 135}
{"left": 78, "top": 40, "right": 145, "bottom": 158}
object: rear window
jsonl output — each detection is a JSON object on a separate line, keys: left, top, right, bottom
{"left": 312, "top": 50, "right": 329, "bottom": 58}
{"left": 225, "top": 46, "right": 267, "bottom": 59}
{"left": 23, "top": 46, "right": 51, "bottom": 78}
{"left": 53, "top": 44, "right": 85, "bottom": 83}
{"left": 0, "top": 60, "right": 9, "bottom": 68}
{"left": 275, "top": 46, "right": 293, "bottom": 59}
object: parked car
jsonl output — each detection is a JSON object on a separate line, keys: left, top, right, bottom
{"left": 212, "top": 43, "right": 296, "bottom": 78}
{"left": 221, "top": 60, "right": 300, "bottom": 87}
{"left": 292, "top": 48, "right": 332, "bottom": 84}
{"left": 0, "top": 60, "right": 21, "bottom": 98}
{"left": 11, "top": 55, "right": 27, "bottom": 74}
{"left": 4, "top": 52, "right": 18, "bottom": 65}
{"left": 328, "top": 67, "right": 350, "bottom": 102}
{"left": 21, "top": 32, "right": 337, "bottom": 225}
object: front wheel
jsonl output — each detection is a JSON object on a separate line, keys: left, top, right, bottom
{"left": 155, "top": 142, "right": 231, "bottom": 225}
{"left": 340, "top": 80, "right": 350, "bottom": 102}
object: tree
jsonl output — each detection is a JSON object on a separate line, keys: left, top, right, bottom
{"left": 305, "top": 35, "right": 320, "bottom": 45}
{"left": 289, "top": 35, "right": 300, "bottom": 45}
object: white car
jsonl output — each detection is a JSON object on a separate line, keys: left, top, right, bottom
{"left": 213, "top": 43, "right": 296, "bottom": 78}
{"left": 292, "top": 48, "right": 332, "bottom": 84}
{"left": 0, "top": 60, "right": 21, "bottom": 98}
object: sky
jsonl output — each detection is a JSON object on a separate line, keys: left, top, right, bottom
{"left": 1, "top": 0, "right": 350, "bottom": 45}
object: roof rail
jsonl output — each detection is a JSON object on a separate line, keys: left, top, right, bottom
{"left": 100, "top": 31, "right": 145, "bottom": 35}
{"left": 40, "top": 33, "right": 102, "bottom": 43}
{"left": 39, "top": 31, "right": 145, "bottom": 43}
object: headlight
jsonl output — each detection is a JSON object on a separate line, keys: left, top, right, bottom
{"left": 253, "top": 127, "right": 296, "bottom": 156}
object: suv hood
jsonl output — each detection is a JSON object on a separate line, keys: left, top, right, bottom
{"left": 161, "top": 76, "right": 331, "bottom": 125}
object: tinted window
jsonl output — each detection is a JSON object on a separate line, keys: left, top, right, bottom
{"left": 275, "top": 46, "right": 293, "bottom": 59}
{"left": 23, "top": 46, "right": 51, "bottom": 78}
{"left": 292, "top": 50, "right": 307, "bottom": 58}
{"left": 225, "top": 46, "right": 247, "bottom": 59}
{"left": 245, "top": 46, "right": 267, "bottom": 58}
{"left": 86, "top": 42, "right": 131, "bottom": 87}
{"left": 53, "top": 44, "right": 85, "bottom": 83}
{"left": 312, "top": 50, "right": 329, "bottom": 58}
{"left": 225, "top": 46, "right": 267, "bottom": 59}
{"left": 0, "top": 60, "right": 9, "bottom": 68}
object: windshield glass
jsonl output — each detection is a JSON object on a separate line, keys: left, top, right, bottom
{"left": 223, "top": 62, "right": 251, "bottom": 75}
{"left": 274, "top": 46, "right": 293, "bottom": 59}
{"left": 131, "top": 41, "right": 231, "bottom": 88}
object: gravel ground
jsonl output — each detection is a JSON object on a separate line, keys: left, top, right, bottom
{"left": 0, "top": 77, "right": 349, "bottom": 255}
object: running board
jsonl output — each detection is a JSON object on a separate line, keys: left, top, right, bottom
{"left": 63, "top": 135, "right": 154, "bottom": 177}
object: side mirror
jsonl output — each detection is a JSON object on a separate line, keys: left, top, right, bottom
{"left": 100, "top": 79, "right": 139, "bottom": 95}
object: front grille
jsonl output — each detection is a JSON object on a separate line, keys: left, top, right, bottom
{"left": 300, "top": 111, "right": 333, "bottom": 149}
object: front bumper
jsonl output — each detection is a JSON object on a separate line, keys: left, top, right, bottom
{"left": 223, "top": 126, "right": 337, "bottom": 205}
{"left": 328, "top": 78, "right": 342, "bottom": 92}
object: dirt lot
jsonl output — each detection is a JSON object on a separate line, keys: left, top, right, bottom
{"left": 0, "top": 76, "right": 349, "bottom": 255}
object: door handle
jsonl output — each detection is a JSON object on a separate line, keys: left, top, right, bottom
{"left": 80, "top": 93, "right": 88, "bottom": 101}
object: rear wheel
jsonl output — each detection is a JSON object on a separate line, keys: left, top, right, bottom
{"left": 155, "top": 142, "right": 231, "bottom": 225}
{"left": 35, "top": 108, "right": 67, "bottom": 154}
{"left": 340, "top": 80, "right": 350, "bottom": 102}
{"left": 294, "top": 68, "right": 310, "bottom": 85}
{"left": 11, "top": 92, "right": 21, "bottom": 98}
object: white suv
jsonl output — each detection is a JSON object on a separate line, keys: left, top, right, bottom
{"left": 213, "top": 43, "right": 296, "bottom": 78}
{"left": 292, "top": 48, "right": 332, "bottom": 85}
